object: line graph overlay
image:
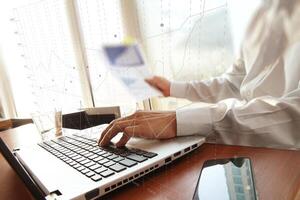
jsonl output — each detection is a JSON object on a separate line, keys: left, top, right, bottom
{"left": 12, "top": 0, "right": 84, "bottom": 113}
{"left": 135, "top": 0, "right": 234, "bottom": 82}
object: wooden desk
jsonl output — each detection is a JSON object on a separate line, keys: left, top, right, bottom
{"left": 0, "top": 118, "right": 13, "bottom": 131}
{"left": 0, "top": 118, "right": 33, "bottom": 131}
{"left": 1, "top": 124, "right": 300, "bottom": 200}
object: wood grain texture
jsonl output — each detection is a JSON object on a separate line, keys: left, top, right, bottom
{"left": 0, "top": 124, "right": 300, "bottom": 200}
{"left": 0, "top": 119, "right": 13, "bottom": 131}
{"left": 0, "top": 118, "right": 33, "bottom": 131}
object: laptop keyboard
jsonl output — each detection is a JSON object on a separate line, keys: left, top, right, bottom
{"left": 38, "top": 135, "right": 157, "bottom": 182}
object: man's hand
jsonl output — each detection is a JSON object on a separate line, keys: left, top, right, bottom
{"left": 98, "top": 111, "right": 176, "bottom": 147}
{"left": 145, "top": 76, "right": 171, "bottom": 97}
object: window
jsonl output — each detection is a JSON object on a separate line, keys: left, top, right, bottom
{"left": 135, "top": 0, "right": 261, "bottom": 80}
{"left": 136, "top": 0, "right": 234, "bottom": 81}
{"left": 233, "top": 176, "right": 243, "bottom": 184}
{"left": 0, "top": 0, "right": 262, "bottom": 117}
{"left": 134, "top": 0, "right": 261, "bottom": 110}
{"left": 235, "top": 185, "right": 245, "bottom": 194}
{"left": 75, "top": 0, "right": 137, "bottom": 115}
{"left": 232, "top": 167, "right": 241, "bottom": 175}
{"left": 1, "top": 0, "right": 86, "bottom": 117}
{"left": 236, "top": 194, "right": 246, "bottom": 200}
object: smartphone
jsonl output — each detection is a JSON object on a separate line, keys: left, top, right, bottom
{"left": 193, "top": 157, "right": 258, "bottom": 200}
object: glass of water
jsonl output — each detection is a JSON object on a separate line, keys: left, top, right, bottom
{"left": 31, "top": 109, "right": 62, "bottom": 140}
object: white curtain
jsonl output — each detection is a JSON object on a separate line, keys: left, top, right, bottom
{"left": 0, "top": 48, "right": 17, "bottom": 118}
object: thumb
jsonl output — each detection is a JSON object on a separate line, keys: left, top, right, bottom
{"left": 145, "top": 77, "right": 155, "bottom": 86}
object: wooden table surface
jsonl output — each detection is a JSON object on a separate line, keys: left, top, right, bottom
{"left": 0, "top": 118, "right": 12, "bottom": 131}
{"left": 0, "top": 124, "right": 300, "bottom": 200}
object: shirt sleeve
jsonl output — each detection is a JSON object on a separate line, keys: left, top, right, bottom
{"left": 176, "top": 88, "right": 300, "bottom": 149}
{"left": 170, "top": 58, "right": 246, "bottom": 103}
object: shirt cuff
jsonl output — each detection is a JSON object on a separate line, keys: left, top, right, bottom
{"left": 170, "top": 81, "right": 188, "bottom": 98}
{"left": 176, "top": 103, "right": 213, "bottom": 137}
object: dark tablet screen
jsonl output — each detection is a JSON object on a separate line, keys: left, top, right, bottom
{"left": 193, "top": 157, "right": 257, "bottom": 200}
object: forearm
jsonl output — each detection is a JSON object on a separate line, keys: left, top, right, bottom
{"left": 171, "top": 59, "right": 245, "bottom": 103}
{"left": 171, "top": 77, "right": 241, "bottom": 103}
{"left": 176, "top": 94, "right": 300, "bottom": 149}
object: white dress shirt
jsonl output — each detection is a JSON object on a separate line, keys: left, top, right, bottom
{"left": 171, "top": 0, "right": 300, "bottom": 149}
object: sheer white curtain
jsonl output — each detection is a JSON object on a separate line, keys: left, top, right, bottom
{"left": 0, "top": 0, "right": 262, "bottom": 118}
{"left": 133, "top": 0, "right": 262, "bottom": 110}
{"left": 75, "top": 0, "right": 140, "bottom": 115}
{"left": 0, "top": 0, "right": 142, "bottom": 118}
{"left": 0, "top": 49, "right": 16, "bottom": 118}
{"left": 0, "top": 0, "right": 139, "bottom": 118}
{"left": 0, "top": 0, "right": 92, "bottom": 118}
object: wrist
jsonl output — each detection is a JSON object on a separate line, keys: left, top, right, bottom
{"left": 170, "top": 81, "right": 188, "bottom": 98}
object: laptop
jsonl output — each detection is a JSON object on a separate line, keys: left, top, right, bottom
{"left": 0, "top": 114, "right": 205, "bottom": 200}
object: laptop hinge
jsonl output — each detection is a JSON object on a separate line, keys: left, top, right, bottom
{"left": 45, "top": 190, "right": 62, "bottom": 200}
{"left": 45, "top": 193, "right": 58, "bottom": 200}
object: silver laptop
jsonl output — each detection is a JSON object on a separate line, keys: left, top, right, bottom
{"left": 0, "top": 44, "right": 205, "bottom": 199}
{"left": 0, "top": 124, "right": 205, "bottom": 200}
